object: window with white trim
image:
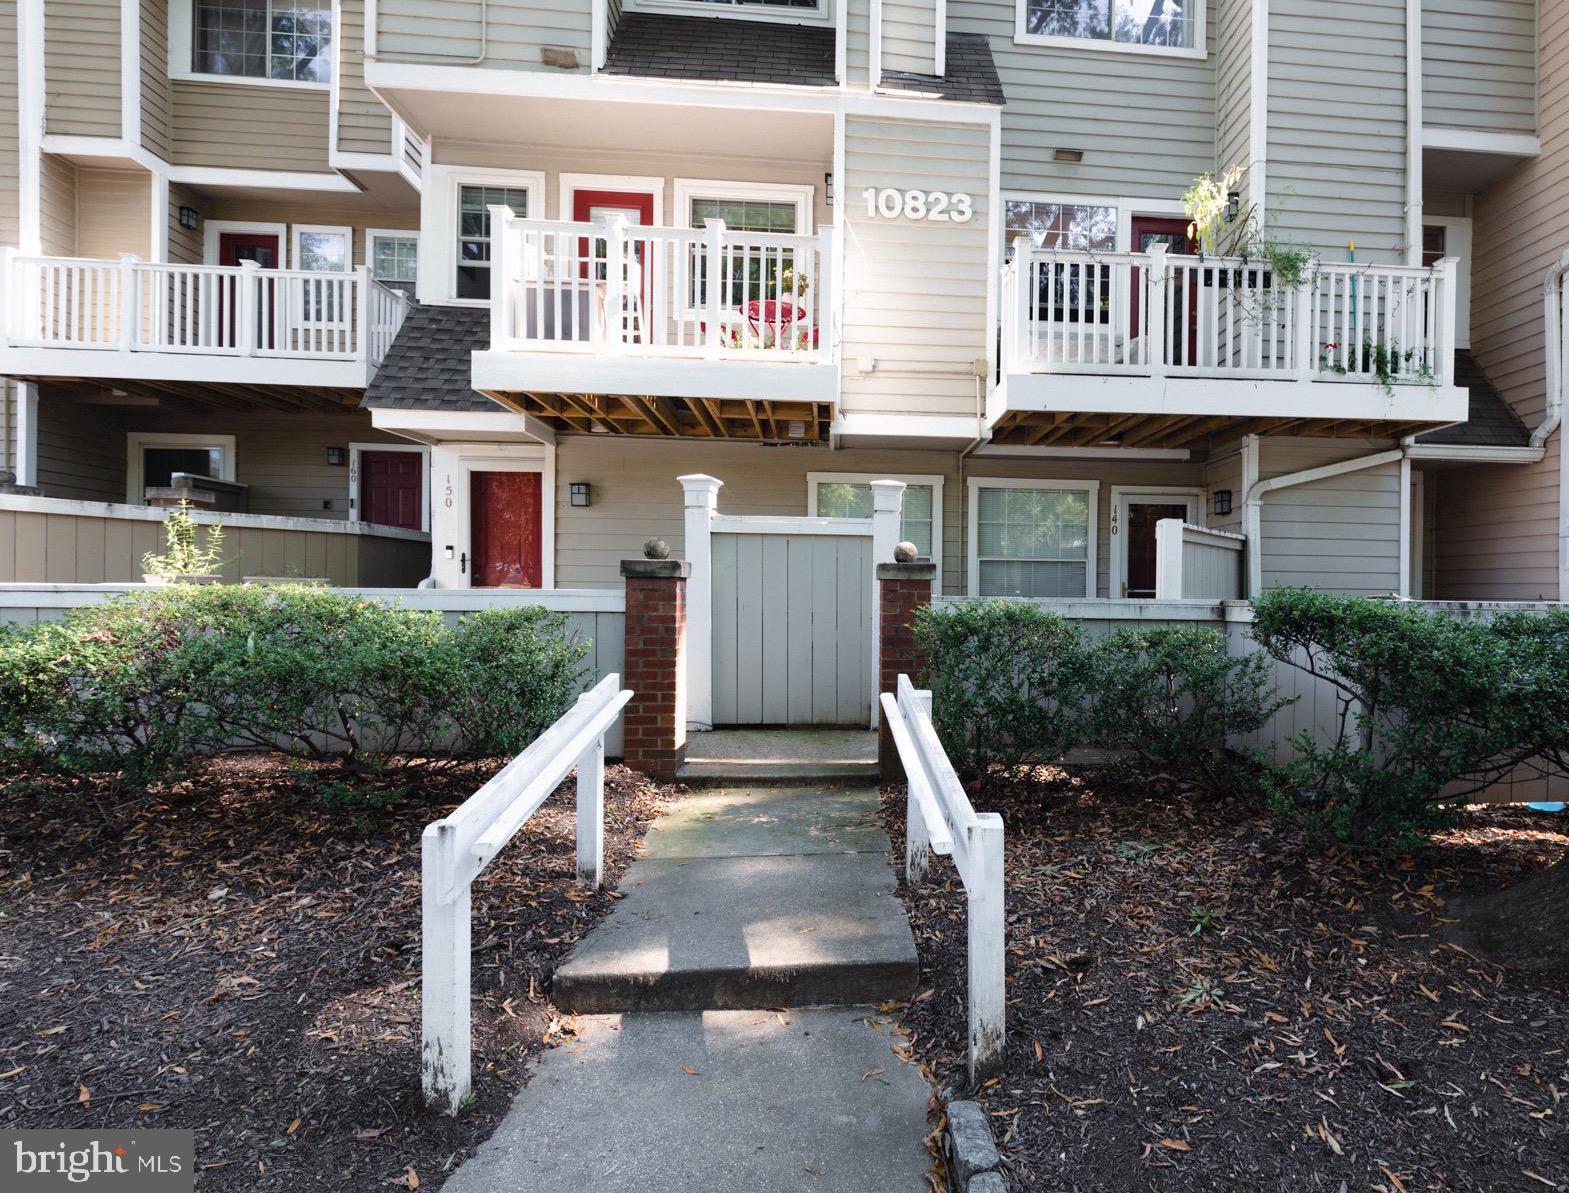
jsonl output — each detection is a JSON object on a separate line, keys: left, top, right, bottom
{"left": 192, "top": 0, "right": 332, "bottom": 82}
{"left": 974, "top": 484, "right": 1093, "bottom": 598}
{"left": 369, "top": 232, "right": 418, "bottom": 286}
{"left": 679, "top": 183, "right": 812, "bottom": 313}
{"left": 1007, "top": 200, "right": 1118, "bottom": 324}
{"left": 1021, "top": 0, "right": 1196, "bottom": 50}
{"left": 457, "top": 185, "right": 531, "bottom": 300}
{"left": 812, "top": 480, "right": 937, "bottom": 561}
{"left": 294, "top": 227, "right": 350, "bottom": 272}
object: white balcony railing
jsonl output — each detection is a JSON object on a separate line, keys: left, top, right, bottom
{"left": 1002, "top": 241, "right": 1459, "bottom": 389}
{"left": 0, "top": 251, "right": 412, "bottom": 373}
{"left": 488, "top": 206, "right": 835, "bottom": 365}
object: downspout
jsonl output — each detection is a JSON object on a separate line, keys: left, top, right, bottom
{"left": 1243, "top": 446, "right": 1409, "bottom": 597}
{"left": 1544, "top": 250, "right": 1569, "bottom": 597}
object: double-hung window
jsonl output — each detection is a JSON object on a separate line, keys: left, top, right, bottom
{"left": 970, "top": 481, "right": 1097, "bottom": 599}
{"left": 369, "top": 231, "right": 419, "bottom": 288}
{"left": 1019, "top": 0, "right": 1198, "bottom": 52}
{"left": 457, "top": 185, "right": 532, "bottom": 300}
{"left": 680, "top": 185, "right": 810, "bottom": 315}
{"left": 1006, "top": 200, "right": 1117, "bottom": 324}
{"left": 810, "top": 474, "right": 942, "bottom": 584}
{"left": 192, "top": 0, "right": 332, "bottom": 83}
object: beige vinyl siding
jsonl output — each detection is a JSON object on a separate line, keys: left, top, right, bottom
{"left": 838, "top": 116, "right": 991, "bottom": 421}
{"left": 338, "top": 0, "right": 395, "bottom": 157}
{"left": 0, "top": 0, "right": 18, "bottom": 248}
{"left": 1215, "top": 0, "right": 1253, "bottom": 199}
{"left": 377, "top": 0, "right": 592, "bottom": 72}
{"left": 1422, "top": 0, "right": 1537, "bottom": 137}
{"left": 1201, "top": 446, "right": 1244, "bottom": 535}
{"left": 141, "top": 0, "right": 173, "bottom": 159}
{"left": 76, "top": 170, "right": 152, "bottom": 259}
{"left": 45, "top": 0, "right": 121, "bottom": 139}
{"left": 35, "top": 388, "right": 124, "bottom": 503}
{"left": 883, "top": 0, "right": 938, "bottom": 76}
{"left": 1268, "top": 0, "right": 1408, "bottom": 261}
{"left": 39, "top": 156, "right": 77, "bottom": 256}
{"left": 167, "top": 183, "right": 204, "bottom": 264}
{"left": 192, "top": 195, "right": 419, "bottom": 267}
{"left": 1257, "top": 439, "right": 1402, "bottom": 595}
{"left": 550, "top": 436, "right": 1202, "bottom": 595}
{"left": 847, "top": 0, "right": 871, "bottom": 86}
{"left": 1433, "top": 442, "right": 1561, "bottom": 600}
{"left": 172, "top": 82, "right": 331, "bottom": 172}
{"left": 949, "top": 0, "right": 1216, "bottom": 197}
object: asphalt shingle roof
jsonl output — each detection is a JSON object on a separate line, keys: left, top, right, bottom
{"left": 362, "top": 305, "right": 501, "bottom": 413}
{"left": 880, "top": 33, "right": 1005, "bottom": 106}
{"left": 1419, "top": 351, "right": 1532, "bottom": 448}
{"left": 602, "top": 14, "right": 836, "bottom": 87}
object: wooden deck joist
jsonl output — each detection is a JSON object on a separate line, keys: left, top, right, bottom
{"left": 989, "top": 409, "right": 1456, "bottom": 449}
{"left": 24, "top": 375, "right": 365, "bottom": 415}
{"left": 490, "top": 391, "right": 836, "bottom": 443}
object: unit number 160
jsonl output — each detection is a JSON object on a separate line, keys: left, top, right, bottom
{"left": 861, "top": 187, "right": 974, "bottom": 223}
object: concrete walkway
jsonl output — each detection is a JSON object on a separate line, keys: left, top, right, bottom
{"left": 442, "top": 759, "right": 932, "bottom": 1193}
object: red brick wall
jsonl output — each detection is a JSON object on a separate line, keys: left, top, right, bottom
{"left": 621, "top": 573, "right": 687, "bottom": 780}
{"left": 878, "top": 569, "right": 934, "bottom": 779}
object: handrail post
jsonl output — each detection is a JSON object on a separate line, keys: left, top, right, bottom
{"left": 703, "top": 218, "right": 725, "bottom": 358}
{"left": 487, "top": 204, "right": 515, "bottom": 352}
{"left": 604, "top": 213, "right": 627, "bottom": 353}
{"left": 1010, "top": 235, "right": 1032, "bottom": 371}
{"left": 967, "top": 813, "right": 1006, "bottom": 1084}
{"left": 117, "top": 253, "right": 140, "bottom": 351}
{"left": 420, "top": 820, "right": 471, "bottom": 1114}
{"left": 0, "top": 246, "right": 12, "bottom": 345}
{"left": 1435, "top": 256, "right": 1458, "bottom": 386}
{"left": 1154, "top": 517, "right": 1185, "bottom": 600}
{"left": 354, "top": 264, "right": 372, "bottom": 365}
{"left": 1294, "top": 269, "right": 1316, "bottom": 382}
{"left": 904, "top": 687, "right": 933, "bottom": 883}
{"left": 1146, "top": 241, "right": 1168, "bottom": 379}
{"left": 816, "top": 222, "right": 835, "bottom": 360}
{"left": 237, "top": 259, "right": 259, "bottom": 356}
{"left": 575, "top": 728, "right": 605, "bottom": 887}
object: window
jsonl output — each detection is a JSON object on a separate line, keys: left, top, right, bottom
{"left": 293, "top": 226, "right": 350, "bottom": 272}
{"left": 126, "top": 433, "right": 237, "bottom": 505}
{"left": 457, "top": 185, "right": 531, "bottom": 300}
{"left": 1007, "top": 200, "right": 1118, "bottom": 323}
{"left": 970, "top": 481, "right": 1097, "bottom": 599}
{"left": 676, "top": 182, "right": 813, "bottom": 312}
{"left": 810, "top": 474, "right": 943, "bottom": 584}
{"left": 1020, "top": 0, "right": 1197, "bottom": 51}
{"left": 192, "top": 0, "right": 332, "bottom": 83}
{"left": 369, "top": 231, "right": 418, "bottom": 286}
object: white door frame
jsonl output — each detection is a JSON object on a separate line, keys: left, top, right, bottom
{"left": 349, "top": 441, "right": 430, "bottom": 532}
{"left": 202, "top": 220, "right": 289, "bottom": 266}
{"left": 1426, "top": 215, "right": 1473, "bottom": 350}
{"left": 429, "top": 443, "right": 556, "bottom": 589}
{"left": 1109, "top": 485, "right": 1203, "bottom": 599}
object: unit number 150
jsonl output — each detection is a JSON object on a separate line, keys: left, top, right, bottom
{"left": 861, "top": 187, "right": 974, "bottom": 223}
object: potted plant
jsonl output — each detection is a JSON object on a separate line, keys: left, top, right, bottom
{"left": 142, "top": 499, "right": 226, "bottom": 585}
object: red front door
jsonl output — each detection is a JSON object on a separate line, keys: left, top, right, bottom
{"left": 360, "top": 450, "right": 423, "bottom": 531}
{"left": 572, "top": 189, "right": 656, "bottom": 343}
{"left": 217, "top": 232, "right": 280, "bottom": 269}
{"left": 470, "top": 471, "right": 543, "bottom": 588}
{"left": 1131, "top": 216, "right": 1198, "bottom": 367}
{"left": 216, "top": 232, "right": 280, "bottom": 349}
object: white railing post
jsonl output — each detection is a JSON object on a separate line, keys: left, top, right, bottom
{"left": 117, "top": 254, "right": 140, "bottom": 350}
{"left": 904, "top": 686, "right": 932, "bottom": 882}
{"left": 1154, "top": 517, "right": 1186, "bottom": 600}
{"left": 967, "top": 813, "right": 1006, "bottom": 1084}
{"left": 679, "top": 473, "right": 723, "bottom": 731}
{"left": 1146, "top": 240, "right": 1168, "bottom": 378}
{"left": 869, "top": 479, "right": 907, "bottom": 731}
{"left": 487, "top": 204, "right": 516, "bottom": 352}
{"left": 420, "top": 820, "right": 471, "bottom": 1115}
{"left": 1435, "top": 256, "right": 1459, "bottom": 386}
{"left": 1294, "top": 270, "right": 1316, "bottom": 382}
{"left": 354, "top": 264, "right": 372, "bottom": 366}
{"left": 237, "top": 259, "right": 259, "bottom": 356}
{"left": 703, "top": 218, "right": 725, "bottom": 358}
{"left": 1010, "top": 236, "right": 1033, "bottom": 370}
{"left": 575, "top": 728, "right": 605, "bottom": 887}
{"left": 604, "top": 213, "right": 627, "bottom": 353}
{"left": 815, "top": 223, "right": 835, "bottom": 360}
{"left": 0, "top": 247, "right": 12, "bottom": 346}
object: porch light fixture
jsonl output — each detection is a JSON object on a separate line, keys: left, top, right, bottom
{"left": 1212, "top": 489, "right": 1233, "bottom": 517}
{"left": 1226, "top": 191, "right": 1242, "bottom": 222}
{"left": 1052, "top": 148, "right": 1084, "bottom": 164}
{"left": 325, "top": 446, "right": 347, "bottom": 466}
{"left": 178, "top": 205, "right": 200, "bottom": 231}
{"left": 570, "top": 481, "right": 592, "bottom": 508}
{"left": 825, "top": 172, "right": 834, "bottom": 205}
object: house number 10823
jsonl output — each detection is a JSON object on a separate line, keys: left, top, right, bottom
{"left": 861, "top": 187, "right": 974, "bottom": 223}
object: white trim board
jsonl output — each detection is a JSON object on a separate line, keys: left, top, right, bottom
{"left": 557, "top": 173, "right": 667, "bottom": 224}
{"left": 125, "top": 432, "right": 238, "bottom": 504}
{"left": 202, "top": 220, "right": 290, "bottom": 266}
{"left": 624, "top": 0, "right": 833, "bottom": 28}
{"left": 291, "top": 224, "right": 354, "bottom": 271}
{"left": 366, "top": 227, "right": 420, "bottom": 284}
{"left": 807, "top": 471, "right": 945, "bottom": 590}
{"left": 673, "top": 178, "right": 816, "bottom": 234}
{"left": 349, "top": 442, "right": 431, "bottom": 533}
{"left": 1107, "top": 485, "right": 1202, "bottom": 600}
{"left": 1001, "top": 190, "right": 1187, "bottom": 254}
{"left": 965, "top": 476, "right": 1100, "bottom": 600}
{"left": 420, "top": 165, "right": 546, "bottom": 306}
{"left": 167, "top": 0, "right": 332, "bottom": 90}
{"left": 1013, "top": 0, "right": 1206, "bottom": 60}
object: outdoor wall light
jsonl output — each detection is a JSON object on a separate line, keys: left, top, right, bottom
{"left": 1226, "top": 191, "right": 1242, "bottom": 222}
{"left": 1213, "top": 489, "right": 1233, "bottom": 517}
{"left": 570, "top": 481, "right": 592, "bottom": 508}
{"left": 178, "top": 205, "right": 200, "bottom": 231}
{"left": 325, "top": 446, "right": 347, "bottom": 466}
{"left": 825, "top": 172, "right": 834, "bottom": 205}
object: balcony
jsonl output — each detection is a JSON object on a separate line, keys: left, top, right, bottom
{"left": 994, "top": 245, "right": 1469, "bottom": 447}
{"left": 471, "top": 207, "right": 839, "bottom": 442}
{"left": 0, "top": 252, "right": 411, "bottom": 398}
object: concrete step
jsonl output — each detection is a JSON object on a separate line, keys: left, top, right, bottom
{"left": 676, "top": 728, "right": 879, "bottom": 787}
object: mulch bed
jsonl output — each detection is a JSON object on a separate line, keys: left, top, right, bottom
{"left": 0, "top": 755, "right": 672, "bottom": 1191}
{"left": 882, "top": 773, "right": 1569, "bottom": 1192}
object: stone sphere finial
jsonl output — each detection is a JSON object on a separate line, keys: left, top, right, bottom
{"left": 643, "top": 537, "right": 670, "bottom": 560}
{"left": 893, "top": 541, "right": 919, "bottom": 563}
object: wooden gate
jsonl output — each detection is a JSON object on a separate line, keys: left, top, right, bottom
{"left": 710, "top": 528, "right": 873, "bottom": 726}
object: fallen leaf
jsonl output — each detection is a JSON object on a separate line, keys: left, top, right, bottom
{"left": 1160, "top": 1138, "right": 1191, "bottom": 1152}
{"left": 38, "top": 1025, "right": 67, "bottom": 1037}
{"left": 681, "top": 1066, "right": 700, "bottom": 1076}
{"left": 286, "top": 1118, "right": 301, "bottom": 1135}
{"left": 352, "top": 1127, "right": 388, "bottom": 1140}
{"left": 0, "top": 1067, "right": 24, "bottom": 1080}
{"left": 401, "top": 1165, "right": 420, "bottom": 1189}
{"left": 863, "top": 1067, "right": 886, "bottom": 1081}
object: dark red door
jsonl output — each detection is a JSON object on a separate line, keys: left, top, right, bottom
{"left": 216, "top": 232, "right": 280, "bottom": 349}
{"left": 360, "top": 450, "right": 423, "bottom": 531}
{"left": 217, "top": 232, "right": 280, "bottom": 268}
{"left": 1131, "top": 216, "right": 1198, "bottom": 367}
{"left": 572, "top": 189, "right": 655, "bottom": 343}
{"left": 470, "top": 471, "right": 542, "bottom": 588}
{"left": 1126, "top": 502, "right": 1189, "bottom": 598}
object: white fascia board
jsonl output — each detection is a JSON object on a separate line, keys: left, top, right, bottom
{"left": 974, "top": 443, "right": 1191, "bottom": 461}
{"left": 331, "top": 149, "right": 405, "bottom": 174}
{"left": 471, "top": 352, "right": 841, "bottom": 404}
{"left": 831, "top": 411, "right": 994, "bottom": 442}
{"left": 0, "top": 347, "right": 371, "bottom": 388}
{"left": 370, "top": 406, "right": 557, "bottom": 445}
{"left": 1404, "top": 444, "right": 1548, "bottom": 464}
{"left": 38, "top": 134, "right": 148, "bottom": 170}
{"left": 165, "top": 165, "right": 362, "bottom": 192}
{"left": 1000, "top": 373, "right": 1470, "bottom": 425}
{"left": 1420, "top": 127, "right": 1541, "bottom": 157}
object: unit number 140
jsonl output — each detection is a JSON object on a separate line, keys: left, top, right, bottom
{"left": 861, "top": 187, "right": 974, "bottom": 223}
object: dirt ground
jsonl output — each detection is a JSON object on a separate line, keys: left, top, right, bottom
{"left": 0, "top": 755, "right": 670, "bottom": 1191}
{"left": 883, "top": 773, "right": 1569, "bottom": 1192}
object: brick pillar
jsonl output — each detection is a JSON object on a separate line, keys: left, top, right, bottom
{"left": 620, "top": 559, "right": 690, "bottom": 781}
{"left": 878, "top": 561, "right": 936, "bottom": 781}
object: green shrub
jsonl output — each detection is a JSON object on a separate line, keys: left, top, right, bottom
{"left": 1249, "top": 588, "right": 1542, "bottom": 847}
{"left": 1086, "top": 624, "right": 1284, "bottom": 794}
{"left": 914, "top": 600, "right": 1091, "bottom": 787}
{"left": 445, "top": 606, "right": 590, "bottom": 756}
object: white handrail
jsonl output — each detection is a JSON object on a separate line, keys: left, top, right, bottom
{"left": 883, "top": 672, "right": 1004, "bottom": 1082}
{"left": 420, "top": 673, "right": 633, "bottom": 1114}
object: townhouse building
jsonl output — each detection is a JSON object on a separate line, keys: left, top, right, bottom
{"left": 0, "top": 0, "right": 1559, "bottom": 607}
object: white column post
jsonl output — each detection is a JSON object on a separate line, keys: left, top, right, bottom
{"left": 967, "top": 813, "right": 1006, "bottom": 1084}
{"left": 1010, "top": 235, "right": 1033, "bottom": 371}
{"left": 1294, "top": 266, "right": 1316, "bottom": 382}
{"left": 487, "top": 205, "right": 515, "bottom": 352}
{"left": 679, "top": 473, "right": 723, "bottom": 731}
{"left": 420, "top": 821, "right": 471, "bottom": 1115}
{"left": 575, "top": 731, "right": 605, "bottom": 887}
{"left": 604, "top": 213, "right": 628, "bottom": 352}
{"left": 1153, "top": 517, "right": 1185, "bottom": 600}
{"left": 14, "top": 382, "right": 38, "bottom": 488}
{"left": 354, "top": 264, "right": 372, "bottom": 365}
{"left": 118, "top": 254, "right": 140, "bottom": 351}
{"left": 869, "top": 479, "right": 907, "bottom": 731}
{"left": 905, "top": 685, "right": 932, "bottom": 883}
{"left": 237, "top": 259, "right": 260, "bottom": 357}
{"left": 1435, "top": 256, "right": 1459, "bottom": 386}
{"left": 703, "top": 218, "right": 725, "bottom": 358}
{"left": 1397, "top": 451, "right": 1413, "bottom": 599}
{"left": 1146, "top": 240, "right": 1168, "bottom": 379}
